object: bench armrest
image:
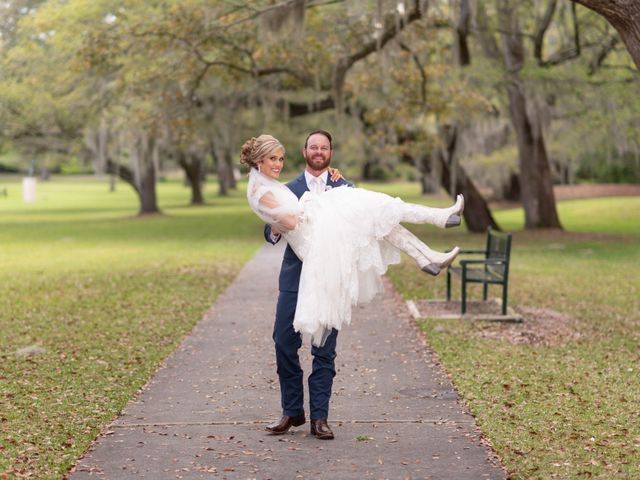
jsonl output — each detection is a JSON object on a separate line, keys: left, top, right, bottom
{"left": 459, "top": 249, "right": 486, "bottom": 255}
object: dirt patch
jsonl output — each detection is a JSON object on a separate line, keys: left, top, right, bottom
{"left": 415, "top": 299, "right": 582, "bottom": 347}
{"left": 490, "top": 183, "right": 640, "bottom": 211}
{"left": 472, "top": 306, "right": 582, "bottom": 347}
{"left": 553, "top": 183, "right": 640, "bottom": 201}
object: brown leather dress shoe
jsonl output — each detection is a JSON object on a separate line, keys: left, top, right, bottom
{"left": 310, "top": 419, "right": 334, "bottom": 440}
{"left": 265, "top": 415, "right": 306, "bottom": 435}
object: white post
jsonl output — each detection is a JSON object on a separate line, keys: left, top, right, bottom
{"left": 22, "top": 177, "right": 37, "bottom": 203}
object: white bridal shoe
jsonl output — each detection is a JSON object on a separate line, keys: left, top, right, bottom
{"left": 401, "top": 194, "right": 465, "bottom": 229}
{"left": 445, "top": 194, "right": 465, "bottom": 228}
{"left": 417, "top": 246, "right": 460, "bottom": 276}
{"left": 383, "top": 226, "right": 461, "bottom": 277}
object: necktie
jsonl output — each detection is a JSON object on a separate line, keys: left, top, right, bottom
{"left": 311, "top": 177, "right": 324, "bottom": 194}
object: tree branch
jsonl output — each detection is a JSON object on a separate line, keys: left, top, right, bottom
{"left": 455, "top": 0, "right": 471, "bottom": 66}
{"left": 533, "top": 0, "right": 558, "bottom": 65}
{"left": 332, "top": 0, "right": 424, "bottom": 113}
{"left": 537, "top": 1, "right": 584, "bottom": 67}
{"left": 344, "top": 0, "right": 423, "bottom": 69}
{"left": 399, "top": 42, "right": 427, "bottom": 107}
{"left": 283, "top": 96, "right": 336, "bottom": 117}
{"left": 221, "top": 0, "right": 343, "bottom": 29}
{"left": 474, "top": 2, "right": 502, "bottom": 60}
{"left": 106, "top": 158, "right": 139, "bottom": 194}
{"left": 572, "top": 2, "right": 581, "bottom": 58}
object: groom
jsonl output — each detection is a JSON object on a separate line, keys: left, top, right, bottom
{"left": 264, "top": 129, "right": 351, "bottom": 440}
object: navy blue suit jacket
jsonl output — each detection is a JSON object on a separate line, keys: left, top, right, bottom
{"left": 264, "top": 172, "right": 352, "bottom": 293}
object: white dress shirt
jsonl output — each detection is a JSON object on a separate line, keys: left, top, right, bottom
{"left": 305, "top": 170, "right": 329, "bottom": 194}
{"left": 270, "top": 170, "right": 330, "bottom": 242}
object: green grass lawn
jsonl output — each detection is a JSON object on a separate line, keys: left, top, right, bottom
{"left": 1, "top": 176, "right": 639, "bottom": 479}
{"left": 0, "top": 176, "right": 263, "bottom": 478}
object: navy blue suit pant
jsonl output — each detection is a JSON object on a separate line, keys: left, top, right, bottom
{"left": 273, "top": 290, "right": 338, "bottom": 420}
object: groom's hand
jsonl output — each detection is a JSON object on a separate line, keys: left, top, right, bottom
{"left": 265, "top": 224, "right": 281, "bottom": 244}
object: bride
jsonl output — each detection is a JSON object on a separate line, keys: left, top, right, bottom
{"left": 241, "top": 134, "right": 463, "bottom": 346}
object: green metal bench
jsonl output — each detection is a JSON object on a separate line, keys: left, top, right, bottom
{"left": 446, "top": 228, "right": 513, "bottom": 315}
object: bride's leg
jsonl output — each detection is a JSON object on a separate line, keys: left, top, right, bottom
{"left": 384, "top": 225, "right": 460, "bottom": 276}
{"left": 399, "top": 194, "right": 464, "bottom": 229}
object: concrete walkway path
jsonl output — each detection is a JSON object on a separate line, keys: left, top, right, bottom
{"left": 70, "top": 244, "right": 506, "bottom": 479}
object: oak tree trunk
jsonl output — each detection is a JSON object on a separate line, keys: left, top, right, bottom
{"left": 500, "top": 0, "right": 562, "bottom": 229}
{"left": 504, "top": 79, "right": 561, "bottom": 228}
{"left": 88, "top": 124, "right": 159, "bottom": 214}
{"left": 105, "top": 154, "right": 159, "bottom": 215}
{"left": 177, "top": 150, "right": 205, "bottom": 205}
{"left": 415, "top": 154, "right": 439, "bottom": 194}
{"left": 437, "top": 126, "right": 500, "bottom": 233}
{"left": 430, "top": 0, "right": 498, "bottom": 233}
{"left": 209, "top": 139, "right": 229, "bottom": 197}
{"left": 138, "top": 154, "right": 159, "bottom": 215}
{"left": 106, "top": 132, "right": 159, "bottom": 215}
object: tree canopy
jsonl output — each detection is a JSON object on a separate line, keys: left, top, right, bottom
{"left": 1, "top": 0, "right": 638, "bottom": 225}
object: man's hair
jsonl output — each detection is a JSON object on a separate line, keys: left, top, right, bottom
{"left": 304, "top": 130, "right": 333, "bottom": 149}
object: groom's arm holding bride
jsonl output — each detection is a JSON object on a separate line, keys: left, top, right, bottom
{"left": 264, "top": 222, "right": 284, "bottom": 245}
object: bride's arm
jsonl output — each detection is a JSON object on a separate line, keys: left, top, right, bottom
{"left": 259, "top": 191, "right": 300, "bottom": 232}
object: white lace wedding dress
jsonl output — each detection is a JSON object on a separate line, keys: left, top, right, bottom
{"left": 248, "top": 168, "right": 407, "bottom": 346}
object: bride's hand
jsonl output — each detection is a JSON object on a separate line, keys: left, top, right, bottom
{"left": 328, "top": 167, "right": 344, "bottom": 182}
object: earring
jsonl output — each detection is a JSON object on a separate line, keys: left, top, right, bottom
{"left": 257, "top": 163, "right": 261, "bottom": 173}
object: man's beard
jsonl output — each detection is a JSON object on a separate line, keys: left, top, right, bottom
{"left": 304, "top": 152, "right": 331, "bottom": 171}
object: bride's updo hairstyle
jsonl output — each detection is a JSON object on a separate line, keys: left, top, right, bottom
{"left": 240, "top": 134, "right": 285, "bottom": 170}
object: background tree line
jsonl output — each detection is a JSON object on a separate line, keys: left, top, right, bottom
{"left": 0, "top": 0, "right": 638, "bottom": 230}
